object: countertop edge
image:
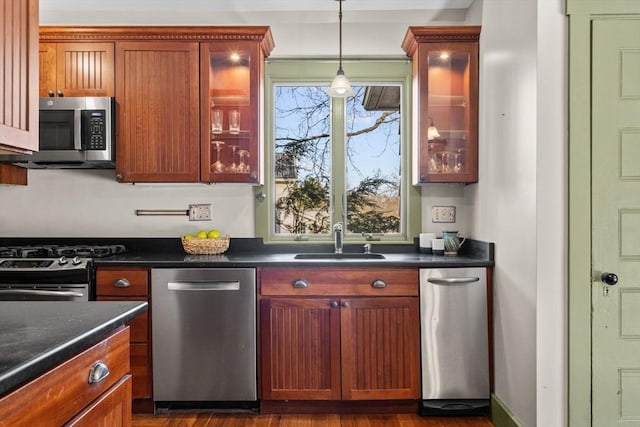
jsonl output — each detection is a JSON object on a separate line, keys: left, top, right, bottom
{"left": 0, "top": 301, "right": 148, "bottom": 397}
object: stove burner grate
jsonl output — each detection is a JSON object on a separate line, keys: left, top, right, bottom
{"left": 0, "top": 244, "right": 127, "bottom": 259}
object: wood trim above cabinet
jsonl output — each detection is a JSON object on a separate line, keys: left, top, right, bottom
{"left": 40, "top": 26, "right": 275, "bottom": 57}
{"left": 401, "top": 26, "right": 481, "bottom": 56}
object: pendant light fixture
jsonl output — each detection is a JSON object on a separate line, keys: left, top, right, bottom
{"left": 327, "top": 0, "right": 354, "bottom": 98}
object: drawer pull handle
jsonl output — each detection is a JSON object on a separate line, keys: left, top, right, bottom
{"left": 113, "top": 278, "right": 130, "bottom": 288}
{"left": 88, "top": 361, "right": 110, "bottom": 384}
{"left": 293, "top": 279, "right": 309, "bottom": 289}
{"left": 371, "top": 279, "right": 387, "bottom": 289}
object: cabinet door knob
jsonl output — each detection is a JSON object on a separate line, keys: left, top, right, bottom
{"left": 113, "top": 278, "right": 130, "bottom": 288}
{"left": 330, "top": 301, "right": 339, "bottom": 308}
{"left": 371, "top": 279, "right": 387, "bottom": 289}
{"left": 88, "top": 361, "right": 110, "bottom": 384}
{"left": 292, "top": 279, "right": 309, "bottom": 289}
{"left": 341, "top": 301, "right": 350, "bottom": 308}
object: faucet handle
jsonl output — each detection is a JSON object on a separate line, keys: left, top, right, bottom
{"left": 333, "top": 222, "right": 343, "bottom": 231}
{"left": 363, "top": 243, "right": 371, "bottom": 254}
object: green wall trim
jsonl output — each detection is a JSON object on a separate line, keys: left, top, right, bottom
{"left": 490, "top": 394, "right": 523, "bottom": 427}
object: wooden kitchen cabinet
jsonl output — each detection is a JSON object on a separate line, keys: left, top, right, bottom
{"left": 96, "top": 267, "right": 152, "bottom": 413}
{"left": 200, "top": 37, "right": 268, "bottom": 183}
{"left": 34, "top": 26, "right": 274, "bottom": 184}
{"left": 0, "top": 0, "right": 38, "bottom": 157}
{"left": 39, "top": 42, "right": 115, "bottom": 97}
{"left": 402, "top": 26, "right": 480, "bottom": 184}
{"left": 259, "top": 267, "right": 420, "bottom": 409}
{"left": 115, "top": 41, "right": 201, "bottom": 183}
{"left": 0, "top": 326, "right": 132, "bottom": 427}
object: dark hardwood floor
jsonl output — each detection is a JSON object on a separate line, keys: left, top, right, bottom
{"left": 132, "top": 413, "right": 495, "bottom": 427}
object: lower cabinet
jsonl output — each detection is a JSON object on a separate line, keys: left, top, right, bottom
{"left": 259, "top": 267, "right": 421, "bottom": 404}
{"left": 96, "top": 267, "right": 152, "bottom": 412}
{"left": 0, "top": 327, "right": 131, "bottom": 427}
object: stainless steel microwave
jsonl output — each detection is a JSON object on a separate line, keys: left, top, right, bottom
{"left": 0, "top": 97, "right": 115, "bottom": 168}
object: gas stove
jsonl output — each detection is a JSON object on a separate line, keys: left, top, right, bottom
{"left": 0, "top": 244, "right": 126, "bottom": 274}
{"left": 0, "top": 244, "right": 126, "bottom": 300}
{"left": 0, "top": 244, "right": 126, "bottom": 259}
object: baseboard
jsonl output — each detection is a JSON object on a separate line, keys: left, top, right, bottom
{"left": 490, "top": 394, "right": 522, "bottom": 427}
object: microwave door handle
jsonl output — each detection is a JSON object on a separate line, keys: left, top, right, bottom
{"left": 74, "top": 109, "right": 83, "bottom": 150}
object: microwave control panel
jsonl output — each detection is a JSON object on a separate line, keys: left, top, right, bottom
{"left": 81, "top": 110, "right": 107, "bottom": 150}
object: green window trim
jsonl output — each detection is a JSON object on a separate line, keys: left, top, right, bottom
{"left": 255, "top": 58, "right": 421, "bottom": 245}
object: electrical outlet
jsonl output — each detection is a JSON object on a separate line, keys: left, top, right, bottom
{"left": 432, "top": 206, "right": 456, "bottom": 223}
{"left": 188, "top": 204, "right": 212, "bottom": 221}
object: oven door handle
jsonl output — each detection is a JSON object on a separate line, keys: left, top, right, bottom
{"left": 0, "top": 289, "right": 85, "bottom": 298}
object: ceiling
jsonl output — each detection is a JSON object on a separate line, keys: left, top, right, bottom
{"left": 39, "top": 0, "right": 478, "bottom": 26}
{"left": 40, "top": 0, "right": 476, "bottom": 14}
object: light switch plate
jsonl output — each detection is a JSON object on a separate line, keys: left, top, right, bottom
{"left": 432, "top": 206, "right": 456, "bottom": 223}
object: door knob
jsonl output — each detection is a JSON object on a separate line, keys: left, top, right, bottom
{"left": 600, "top": 272, "right": 619, "bottom": 286}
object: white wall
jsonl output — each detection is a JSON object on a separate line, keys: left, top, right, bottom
{"left": 468, "top": 0, "right": 538, "bottom": 425}
{"left": 536, "top": 0, "right": 567, "bottom": 425}
{"left": 467, "top": 0, "right": 567, "bottom": 426}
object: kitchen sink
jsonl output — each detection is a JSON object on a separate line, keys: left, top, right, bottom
{"left": 294, "top": 253, "right": 385, "bottom": 260}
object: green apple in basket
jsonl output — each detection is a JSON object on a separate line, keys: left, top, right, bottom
{"left": 207, "top": 229, "right": 221, "bottom": 239}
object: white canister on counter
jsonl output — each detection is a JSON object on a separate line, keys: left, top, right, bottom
{"left": 419, "top": 233, "right": 436, "bottom": 254}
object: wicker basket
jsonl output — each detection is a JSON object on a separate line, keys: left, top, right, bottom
{"left": 181, "top": 235, "right": 230, "bottom": 255}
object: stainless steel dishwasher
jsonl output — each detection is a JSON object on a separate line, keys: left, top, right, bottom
{"left": 419, "top": 267, "right": 490, "bottom": 415}
{"left": 151, "top": 268, "right": 256, "bottom": 407}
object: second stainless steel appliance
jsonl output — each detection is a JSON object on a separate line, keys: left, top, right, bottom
{"left": 419, "top": 267, "right": 490, "bottom": 415}
{"left": 151, "top": 268, "right": 257, "bottom": 407}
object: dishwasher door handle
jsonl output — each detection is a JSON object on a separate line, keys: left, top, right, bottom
{"left": 426, "top": 277, "right": 480, "bottom": 285}
{"left": 167, "top": 281, "right": 240, "bottom": 291}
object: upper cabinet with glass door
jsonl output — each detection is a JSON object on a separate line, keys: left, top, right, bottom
{"left": 402, "top": 26, "right": 480, "bottom": 184}
{"left": 200, "top": 28, "right": 274, "bottom": 183}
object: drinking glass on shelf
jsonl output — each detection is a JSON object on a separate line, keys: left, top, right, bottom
{"left": 229, "top": 110, "right": 240, "bottom": 134}
{"left": 227, "top": 145, "right": 239, "bottom": 173}
{"left": 237, "top": 149, "right": 248, "bottom": 173}
{"left": 454, "top": 150, "right": 464, "bottom": 173}
{"left": 428, "top": 152, "right": 440, "bottom": 173}
{"left": 211, "top": 140, "right": 225, "bottom": 173}
{"left": 211, "top": 109, "right": 222, "bottom": 134}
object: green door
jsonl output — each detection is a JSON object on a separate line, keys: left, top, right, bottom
{"left": 592, "top": 17, "right": 640, "bottom": 426}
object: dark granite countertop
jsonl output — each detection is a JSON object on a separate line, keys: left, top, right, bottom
{"left": 90, "top": 237, "right": 494, "bottom": 268}
{"left": 0, "top": 237, "right": 494, "bottom": 268}
{"left": 0, "top": 301, "right": 148, "bottom": 397}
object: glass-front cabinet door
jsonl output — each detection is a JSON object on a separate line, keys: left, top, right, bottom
{"left": 200, "top": 35, "right": 270, "bottom": 183}
{"left": 402, "top": 26, "right": 480, "bottom": 184}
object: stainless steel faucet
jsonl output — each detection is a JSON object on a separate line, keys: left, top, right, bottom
{"left": 333, "top": 222, "right": 343, "bottom": 254}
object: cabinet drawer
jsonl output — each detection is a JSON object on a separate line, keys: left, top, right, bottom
{"left": 0, "top": 327, "right": 130, "bottom": 427}
{"left": 96, "top": 268, "right": 149, "bottom": 297}
{"left": 259, "top": 267, "right": 418, "bottom": 297}
{"left": 65, "top": 375, "right": 132, "bottom": 427}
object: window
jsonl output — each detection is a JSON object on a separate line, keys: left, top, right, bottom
{"left": 255, "top": 60, "right": 420, "bottom": 244}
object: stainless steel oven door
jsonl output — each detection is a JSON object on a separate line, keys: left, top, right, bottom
{"left": 0, "top": 284, "right": 88, "bottom": 301}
